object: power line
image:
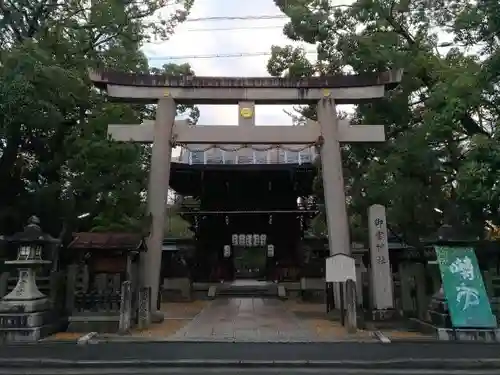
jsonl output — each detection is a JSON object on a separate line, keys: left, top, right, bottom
{"left": 182, "top": 1, "right": 353, "bottom": 23}
{"left": 184, "top": 24, "right": 284, "bottom": 32}
{"left": 148, "top": 51, "right": 317, "bottom": 60}
{"left": 144, "top": 24, "right": 287, "bottom": 45}
{"left": 185, "top": 15, "right": 288, "bottom": 22}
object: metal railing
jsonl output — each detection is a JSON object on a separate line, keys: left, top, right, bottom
{"left": 73, "top": 291, "right": 121, "bottom": 313}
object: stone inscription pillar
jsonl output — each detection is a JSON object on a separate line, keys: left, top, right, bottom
{"left": 317, "top": 97, "right": 351, "bottom": 257}
{"left": 143, "top": 98, "right": 175, "bottom": 313}
{"left": 138, "top": 286, "right": 151, "bottom": 329}
{"left": 119, "top": 281, "right": 132, "bottom": 334}
{"left": 368, "top": 204, "right": 394, "bottom": 312}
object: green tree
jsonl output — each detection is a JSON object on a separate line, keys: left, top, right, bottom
{"left": 164, "top": 195, "right": 200, "bottom": 238}
{"left": 268, "top": 0, "right": 497, "bottom": 245}
{"left": 0, "top": 0, "right": 196, "bottom": 238}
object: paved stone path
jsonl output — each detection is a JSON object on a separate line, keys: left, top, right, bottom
{"left": 170, "top": 298, "right": 319, "bottom": 342}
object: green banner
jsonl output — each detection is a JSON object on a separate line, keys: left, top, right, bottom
{"left": 435, "top": 246, "right": 497, "bottom": 328}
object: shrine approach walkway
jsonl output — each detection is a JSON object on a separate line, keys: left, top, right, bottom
{"left": 169, "top": 297, "right": 320, "bottom": 342}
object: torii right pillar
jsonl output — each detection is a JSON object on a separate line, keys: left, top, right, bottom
{"left": 317, "top": 93, "right": 387, "bottom": 321}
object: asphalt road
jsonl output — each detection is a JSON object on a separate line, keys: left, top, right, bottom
{"left": 0, "top": 341, "right": 499, "bottom": 368}
{"left": 1, "top": 368, "right": 500, "bottom": 375}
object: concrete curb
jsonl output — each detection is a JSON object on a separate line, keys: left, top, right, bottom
{"left": 73, "top": 337, "right": 500, "bottom": 344}
{"left": 92, "top": 337, "right": 377, "bottom": 343}
{"left": 1, "top": 358, "right": 500, "bottom": 369}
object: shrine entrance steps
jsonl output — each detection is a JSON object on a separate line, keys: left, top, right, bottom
{"left": 215, "top": 280, "right": 278, "bottom": 298}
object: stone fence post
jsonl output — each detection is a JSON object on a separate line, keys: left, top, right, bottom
{"left": 138, "top": 286, "right": 151, "bottom": 330}
{"left": 119, "top": 281, "right": 132, "bottom": 334}
{"left": 345, "top": 279, "right": 357, "bottom": 332}
{"left": 65, "top": 264, "right": 78, "bottom": 314}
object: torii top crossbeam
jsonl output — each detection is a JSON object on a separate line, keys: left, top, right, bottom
{"left": 89, "top": 69, "right": 403, "bottom": 105}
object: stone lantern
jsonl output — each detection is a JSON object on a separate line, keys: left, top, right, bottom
{"left": 0, "top": 216, "right": 60, "bottom": 342}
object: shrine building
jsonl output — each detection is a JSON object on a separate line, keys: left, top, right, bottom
{"left": 169, "top": 134, "right": 318, "bottom": 283}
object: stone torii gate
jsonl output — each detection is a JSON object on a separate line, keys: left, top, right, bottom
{"left": 90, "top": 70, "right": 403, "bottom": 319}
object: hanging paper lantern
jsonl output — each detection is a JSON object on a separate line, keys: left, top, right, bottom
{"left": 267, "top": 244, "right": 274, "bottom": 257}
{"left": 260, "top": 234, "right": 267, "bottom": 246}
{"left": 223, "top": 245, "right": 231, "bottom": 258}
{"left": 253, "top": 234, "right": 260, "bottom": 246}
{"left": 245, "top": 234, "right": 252, "bottom": 247}
{"left": 232, "top": 234, "right": 238, "bottom": 246}
{"left": 239, "top": 234, "right": 245, "bottom": 246}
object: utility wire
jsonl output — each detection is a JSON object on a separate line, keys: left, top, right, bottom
{"left": 185, "top": 15, "right": 288, "bottom": 22}
{"left": 143, "top": 24, "right": 287, "bottom": 44}
{"left": 148, "top": 50, "right": 317, "bottom": 60}
{"left": 145, "top": 12, "right": 327, "bottom": 60}
{"left": 182, "top": 1, "right": 353, "bottom": 23}
{"left": 184, "top": 24, "right": 285, "bottom": 32}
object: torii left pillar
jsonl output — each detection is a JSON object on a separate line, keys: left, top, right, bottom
{"left": 144, "top": 98, "right": 175, "bottom": 319}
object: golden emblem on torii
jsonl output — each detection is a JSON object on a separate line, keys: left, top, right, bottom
{"left": 240, "top": 107, "right": 253, "bottom": 119}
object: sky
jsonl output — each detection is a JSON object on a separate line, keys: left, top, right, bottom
{"left": 141, "top": 0, "right": 315, "bottom": 127}
{"left": 141, "top": 0, "right": 451, "bottom": 129}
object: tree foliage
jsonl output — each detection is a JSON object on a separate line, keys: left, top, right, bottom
{"left": 0, "top": 0, "right": 196, "bottom": 238}
{"left": 268, "top": 0, "right": 500, "bottom": 245}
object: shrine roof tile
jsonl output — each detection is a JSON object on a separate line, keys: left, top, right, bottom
{"left": 68, "top": 232, "right": 146, "bottom": 251}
